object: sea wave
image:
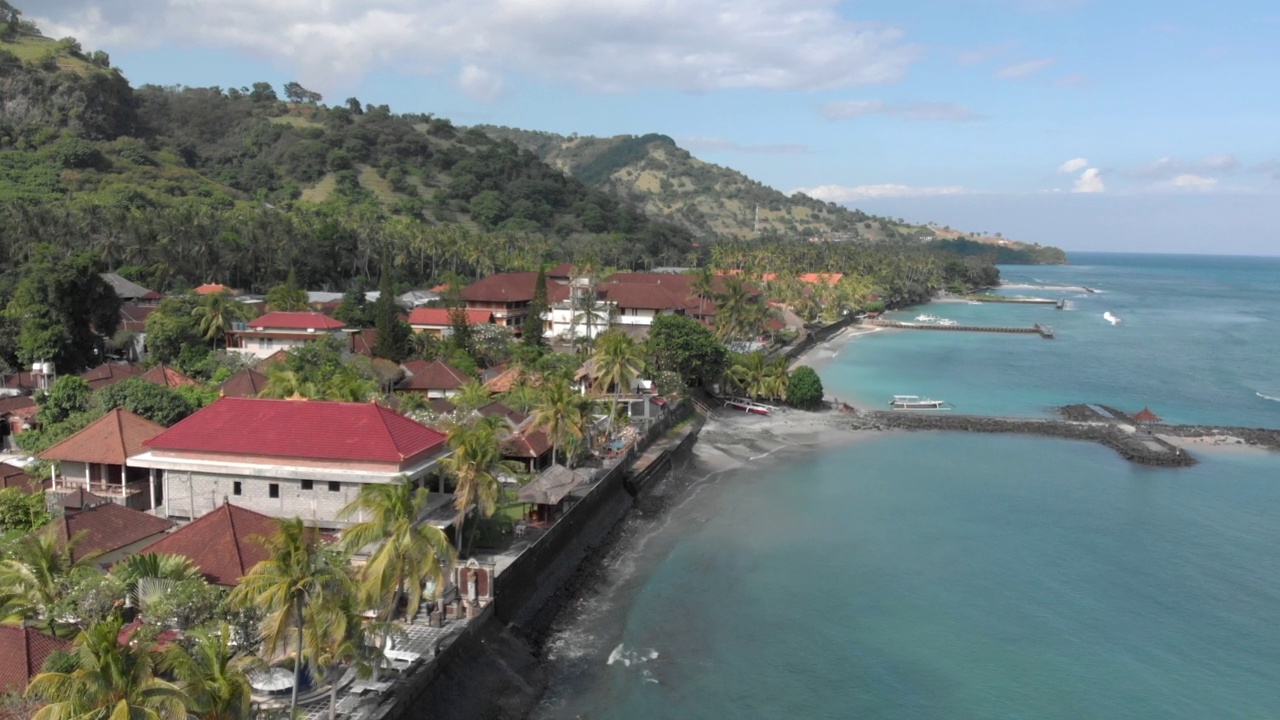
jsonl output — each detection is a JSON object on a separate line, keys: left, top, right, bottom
{"left": 607, "top": 644, "right": 659, "bottom": 667}
{"left": 1257, "top": 392, "right": 1280, "bottom": 403}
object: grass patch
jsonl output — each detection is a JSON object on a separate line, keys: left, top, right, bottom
{"left": 1, "top": 35, "right": 103, "bottom": 74}
{"left": 299, "top": 172, "right": 336, "bottom": 203}
{"left": 270, "top": 115, "right": 322, "bottom": 129}
{"left": 358, "top": 164, "right": 400, "bottom": 205}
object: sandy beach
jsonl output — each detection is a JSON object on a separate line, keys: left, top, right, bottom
{"left": 1156, "top": 433, "right": 1275, "bottom": 456}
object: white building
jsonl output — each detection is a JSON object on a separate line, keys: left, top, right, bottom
{"left": 227, "top": 311, "right": 348, "bottom": 359}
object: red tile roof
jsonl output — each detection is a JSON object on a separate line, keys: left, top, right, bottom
{"left": 48, "top": 503, "right": 175, "bottom": 563}
{"left": 0, "top": 463, "right": 45, "bottom": 494}
{"left": 0, "top": 395, "right": 36, "bottom": 417}
{"left": 349, "top": 328, "right": 377, "bottom": 356}
{"left": 247, "top": 312, "right": 346, "bottom": 331}
{"left": 1, "top": 371, "right": 43, "bottom": 393}
{"left": 194, "top": 283, "right": 238, "bottom": 296}
{"left": 601, "top": 282, "right": 688, "bottom": 311}
{"left": 502, "top": 429, "right": 552, "bottom": 459}
{"left": 461, "top": 272, "right": 569, "bottom": 304}
{"left": 398, "top": 360, "right": 470, "bottom": 392}
{"left": 120, "top": 304, "right": 158, "bottom": 332}
{"left": 142, "top": 503, "right": 278, "bottom": 586}
{"left": 218, "top": 368, "right": 268, "bottom": 398}
{"left": 40, "top": 409, "right": 167, "bottom": 465}
{"left": 254, "top": 349, "right": 290, "bottom": 369}
{"left": 144, "top": 398, "right": 447, "bottom": 464}
{"left": 547, "top": 262, "right": 574, "bottom": 278}
{"left": 0, "top": 625, "right": 72, "bottom": 692}
{"left": 139, "top": 364, "right": 200, "bottom": 388}
{"left": 80, "top": 363, "right": 145, "bottom": 391}
{"left": 58, "top": 488, "right": 110, "bottom": 511}
{"left": 407, "top": 308, "right": 494, "bottom": 327}
{"left": 477, "top": 401, "right": 527, "bottom": 426}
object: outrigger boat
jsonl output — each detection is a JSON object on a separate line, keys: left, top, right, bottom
{"left": 889, "top": 395, "right": 948, "bottom": 409}
{"left": 724, "top": 397, "right": 777, "bottom": 415}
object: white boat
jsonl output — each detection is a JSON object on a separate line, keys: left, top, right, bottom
{"left": 889, "top": 395, "right": 948, "bottom": 409}
{"left": 915, "top": 314, "right": 940, "bottom": 322}
{"left": 724, "top": 397, "right": 776, "bottom": 415}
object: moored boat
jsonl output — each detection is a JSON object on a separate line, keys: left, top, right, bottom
{"left": 889, "top": 395, "right": 948, "bottom": 409}
{"left": 724, "top": 397, "right": 777, "bottom": 415}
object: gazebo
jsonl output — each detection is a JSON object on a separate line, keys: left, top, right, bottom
{"left": 1133, "top": 407, "right": 1162, "bottom": 434}
{"left": 516, "top": 464, "right": 592, "bottom": 526}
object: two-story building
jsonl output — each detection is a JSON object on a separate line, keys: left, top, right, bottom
{"left": 462, "top": 272, "right": 570, "bottom": 335}
{"left": 128, "top": 398, "right": 449, "bottom": 528}
{"left": 407, "top": 307, "right": 495, "bottom": 337}
{"left": 227, "top": 312, "right": 348, "bottom": 360}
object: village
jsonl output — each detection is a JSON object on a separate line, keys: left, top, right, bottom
{"left": 0, "top": 263, "right": 860, "bottom": 719}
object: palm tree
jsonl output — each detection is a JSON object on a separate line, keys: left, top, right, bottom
{"left": 590, "top": 331, "right": 643, "bottom": 435}
{"left": 304, "top": 584, "right": 390, "bottom": 720}
{"left": 713, "top": 275, "right": 762, "bottom": 343}
{"left": 453, "top": 379, "right": 491, "bottom": 414}
{"left": 689, "top": 267, "right": 716, "bottom": 321}
{"left": 725, "top": 353, "right": 788, "bottom": 401}
{"left": 440, "top": 420, "right": 518, "bottom": 555}
{"left": 528, "top": 377, "right": 584, "bottom": 466}
{"left": 0, "top": 525, "right": 99, "bottom": 630}
{"left": 26, "top": 616, "right": 191, "bottom": 720}
{"left": 162, "top": 626, "right": 262, "bottom": 720}
{"left": 231, "top": 519, "right": 351, "bottom": 713}
{"left": 259, "top": 363, "right": 312, "bottom": 399}
{"left": 193, "top": 291, "right": 248, "bottom": 350}
{"left": 110, "top": 552, "right": 201, "bottom": 607}
{"left": 338, "top": 477, "right": 455, "bottom": 622}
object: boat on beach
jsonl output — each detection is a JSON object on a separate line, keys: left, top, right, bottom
{"left": 724, "top": 397, "right": 777, "bottom": 415}
{"left": 890, "top": 395, "right": 949, "bottom": 409}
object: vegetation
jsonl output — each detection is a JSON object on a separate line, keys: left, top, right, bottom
{"left": 786, "top": 366, "right": 825, "bottom": 409}
{"left": 723, "top": 352, "right": 789, "bottom": 401}
{"left": 644, "top": 314, "right": 727, "bottom": 388}
{"left": 440, "top": 420, "right": 520, "bottom": 555}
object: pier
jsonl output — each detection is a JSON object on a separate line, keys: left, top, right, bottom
{"left": 966, "top": 296, "right": 1067, "bottom": 309}
{"left": 866, "top": 319, "right": 1056, "bottom": 339}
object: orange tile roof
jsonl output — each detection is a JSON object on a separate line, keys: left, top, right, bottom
{"left": 501, "top": 429, "right": 552, "bottom": 459}
{"left": 142, "top": 503, "right": 278, "bottom": 586}
{"left": 483, "top": 366, "right": 541, "bottom": 393}
{"left": 194, "top": 283, "right": 238, "bottom": 296}
{"left": 80, "top": 363, "right": 145, "bottom": 391}
{"left": 407, "top": 308, "right": 494, "bottom": 327}
{"left": 139, "top": 364, "right": 200, "bottom": 388}
{"left": 40, "top": 408, "right": 167, "bottom": 465}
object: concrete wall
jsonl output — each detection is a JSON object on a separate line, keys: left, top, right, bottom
{"left": 162, "top": 471, "right": 361, "bottom": 524}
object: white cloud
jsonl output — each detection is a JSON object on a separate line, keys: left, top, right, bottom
{"left": 33, "top": 0, "right": 922, "bottom": 95}
{"left": 1198, "top": 153, "right": 1238, "bottom": 172}
{"left": 996, "top": 57, "right": 1056, "bottom": 79}
{"left": 1058, "top": 157, "right": 1088, "bottom": 173}
{"left": 792, "top": 184, "right": 967, "bottom": 202}
{"left": 822, "top": 100, "right": 983, "bottom": 122}
{"left": 678, "top": 137, "right": 809, "bottom": 154}
{"left": 1073, "top": 168, "right": 1104, "bottom": 193}
{"left": 1171, "top": 174, "right": 1218, "bottom": 190}
{"left": 458, "top": 65, "right": 504, "bottom": 103}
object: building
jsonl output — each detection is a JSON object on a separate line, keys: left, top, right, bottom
{"left": 217, "top": 368, "right": 268, "bottom": 398}
{"left": 398, "top": 359, "right": 471, "bottom": 398}
{"left": 118, "top": 304, "right": 158, "bottom": 361}
{"left": 101, "top": 273, "right": 161, "bottom": 303}
{"left": 227, "top": 311, "right": 348, "bottom": 359}
{"left": 40, "top": 408, "right": 167, "bottom": 511}
{"left": 80, "top": 362, "right": 145, "bottom": 391}
{"left": 128, "top": 398, "right": 449, "bottom": 527}
{"left": 44, "top": 495, "right": 175, "bottom": 567}
{"left": 138, "top": 364, "right": 199, "bottom": 389}
{"left": 0, "top": 396, "right": 37, "bottom": 450}
{"left": 0, "top": 626, "right": 72, "bottom": 693}
{"left": 407, "top": 307, "right": 495, "bottom": 337}
{"left": 141, "top": 502, "right": 278, "bottom": 586}
{"left": 462, "top": 272, "right": 570, "bottom": 333}
{"left": 0, "top": 462, "right": 44, "bottom": 494}
{"left": 547, "top": 276, "right": 616, "bottom": 343}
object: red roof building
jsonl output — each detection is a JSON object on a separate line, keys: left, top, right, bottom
{"left": 0, "top": 395, "right": 38, "bottom": 445}
{"left": 228, "top": 312, "right": 349, "bottom": 360}
{"left": 218, "top": 368, "right": 268, "bottom": 398}
{"left": 119, "top": 304, "right": 158, "bottom": 333}
{"left": 129, "top": 398, "right": 449, "bottom": 526}
{"left": 45, "top": 501, "right": 175, "bottom": 566}
{"left": 407, "top": 307, "right": 495, "bottom": 337}
{"left": 139, "top": 364, "right": 200, "bottom": 389}
{"left": 501, "top": 429, "right": 553, "bottom": 472}
{"left": 142, "top": 503, "right": 278, "bottom": 586}
{"left": 80, "top": 362, "right": 145, "bottom": 391}
{"left": 40, "top": 409, "right": 167, "bottom": 512}
{"left": 398, "top": 359, "right": 471, "bottom": 398}
{"left": 462, "top": 272, "right": 570, "bottom": 333}
{"left": 0, "top": 462, "right": 45, "bottom": 494}
{"left": 0, "top": 625, "right": 72, "bottom": 693}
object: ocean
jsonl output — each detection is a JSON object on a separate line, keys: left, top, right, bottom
{"left": 532, "top": 253, "right": 1280, "bottom": 720}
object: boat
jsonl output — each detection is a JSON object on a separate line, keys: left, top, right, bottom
{"left": 915, "top": 314, "right": 939, "bottom": 322}
{"left": 968, "top": 300, "right": 984, "bottom": 305}
{"left": 724, "top": 397, "right": 776, "bottom": 415}
{"left": 1103, "top": 311, "right": 1121, "bottom": 325}
{"left": 889, "top": 395, "right": 948, "bottom": 409}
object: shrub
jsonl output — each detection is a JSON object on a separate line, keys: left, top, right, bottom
{"left": 786, "top": 366, "right": 824, "bottom": 409}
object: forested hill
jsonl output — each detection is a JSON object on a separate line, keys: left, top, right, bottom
{"left": 0, "top": 19, "right": 697, "bottom": 295}
{"left": 475, "top": 126, "right": 1067, "bottom": 264}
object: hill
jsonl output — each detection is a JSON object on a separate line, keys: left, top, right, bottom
{"left": 476, "top": 127, "right": 1066, "bottom": 263}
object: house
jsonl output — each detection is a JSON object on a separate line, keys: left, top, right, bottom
{"left": 462, "top": 272, "right": 570, "bottom": 334}
{"left": 398, "top": 359, "right": 470, "bottom": 398}
{"left": 482, "top": 366, "right": 540, "bottom": 394}
{"left": 141, "top": 502, "right": 278, "bottom": 586}
{"left": 547, "top": 276, "right": 616, "bottom": 343}
{"left": 218, "top": 368, "right": 268, "bottom": 398}
{"left": 0, "top": 626, "right": 72, "bottom": 693}
{"left": 80, "top": 363, "right": 145, "bottom": 391}
{"left": 39, "top": 408, "right": 167, "bottom": 512}
{"left": 500, "top": 427, "right": 553, "bottom": 472}
{"left": 44, "top": 499, "right": 175, "bottom": 567}
{"left": 0, "top": 462, "right": 45, "bottom": 494}
{"left": 128, "top": 398, "right": 449, "bottom": 528}
{"left": 0, "top": 395, "right": 37, "bottom": 450}
{"left": 118, "top": 304, "right": 158, "bottom": 361}
{"left": 516, "top": 464, "right": 592, "bottom": 525}
{"left": 138, "top": 364, "right": 199, "bottom": 389}
{"left": 407, "top": 307, "right": 495, "bottom": 337}
{"left": 100, "top": 273, "right": 161, "bottom": 303}
{"left": 227, "top": 311, "right": 348, "bottom": 359}
{"left": 349, "top": 328, "right": 377, "bottom": 357}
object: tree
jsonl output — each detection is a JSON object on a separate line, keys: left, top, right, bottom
{"left": 453, "top": 379, "right": 491, "bottom": 414}
{"left": 0, "top": 488, "right": 49, "bottom": 533}
{"left": 786, "top": 365, "right": 825, "bottom": 409}
{"left": 443, "top": 275, "right": 472, "bottom": 354}
{"left": 161, "top": 625, "right": 262, "bottom": 720}
{"left": 249, "top": 81, "right": 277, "bottom": 103}
{"left": 373, "top": 267, "right": 411, "bottom": 362}
{"left": 440, "top": 420, "right": 518, "bottom": 554}
{"left": 591, "top": 330, "right": 643, "bottom": 432}
{"left": 4, "top": 246, "right": 121, "bottom": 372}
{"left": 469, "top": 323, "right": 514, "bottom": 368}
{"left": 282, "top": 81, "right": 322, "bottom": 105}
{"left": 645, "top": 314, "right": 727, "bottom": 389}
{"left": 334, "top": 286, "right": 372, "bottom": 328}
{"left": 37, "top": 375, "right": 92, "bottom": 425}
{"left": 145, "top": 295, "right": 207, "bottom": 365}
{"left": 529, "top": 377, "right": 585, "bottom": 466}
{"left": 109, "top": 552, "right": 201, "bottom": 606}
{"left": 0, "top": 524, "right": 99, "bottom": 629}
{"left": 522, "top": 266, "right": 548, "bottom": 347}
{"left": 231, "top": 519, "right": 350, "bottom": 713}
{"left": 95, "top": 377, "right": 196, "bottom": 425}
{"left": 339, "top": 477, "right": 455, "bottom": 621}
{"left": 689, "top": 267, "right": 716, "bottom": 320}
{"left": 194, "top": 290, "right": 251, "bottom": 349}
{"left": 265, "top": 268, "right": 308, "bottom": 312}
{"left": 724, "top": 352, "right": 788, "bottom": 401}
{"left": 26, "top": 617, "right": 191, "bottom": 720}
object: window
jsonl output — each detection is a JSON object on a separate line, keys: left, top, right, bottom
{"left": 233, "top": 481, "right": 242, "bottom": 496}
{"left": 269, "top": 483, "right": 279, "bottom": 499}
{"left": 329, "top": 481, "right": 341, "bottom": 492}
{"left": 262, "top": 338, "right": 274, "bottom": 350}
{"left": 301, "top": 480, "right": 313, "bottom": 490}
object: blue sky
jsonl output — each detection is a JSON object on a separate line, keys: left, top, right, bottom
{"left": 31, "top": 0, "right": 1280, "bottom": 255}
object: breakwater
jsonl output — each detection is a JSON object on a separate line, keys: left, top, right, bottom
{"left": 866, "top": 319, "right": 1056, "bottom": 339}
{"left": 842, "top": 407, "right": 1198, "bottom": 467}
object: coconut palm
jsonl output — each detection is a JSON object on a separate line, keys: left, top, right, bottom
{"left": 231, "top": 519, "right": 351, "bottom": 713}
{"left": 569, "top": 288, "right": 614, "bottom": 348}
{"left": 338, "top": 477, "right": 455, "bottom": 622}
{"left": 528, "top": 377, "right": 584, "bottom": 466}
{"left": 303, "top": 583, "right": 393, "bottom": 720}
{"left": 0, "top": 525, "right": 99, "bottom": 630}
{"left": 689, "top": 267, "right": 716, "bottom": 321}
{"left": 590, "top": 331, "right": 643, "bottom": 434}
{"left": 161, "top": 625, "right": 262, "bottom": 720}
{"left": 725, "top": 352, "right": 789, "bottom": 401}
{"left": 26, "top": 616, "right": 191, "bottom": 720}
{"left": 453, "top": 379, "right": 491, "bottom": 414}
{"left": 259, "top": 364, "right": 312, "bottom": 399}
{"left": 193, "top": 291, "right": 249, "bottom": 350}
{"left": 713, "top": 275, "right": 763, "bottom": 342}
{"left": 440, "top": 420, "right": 520, "bottom": 555}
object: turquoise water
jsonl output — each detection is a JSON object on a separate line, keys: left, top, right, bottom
{"left": 535, "top": 254, "right": 1280, "bottom": 719}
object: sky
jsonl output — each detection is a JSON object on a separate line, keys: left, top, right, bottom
{"left": 28, "top": 0, "right": 1280, "bottom": 255}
